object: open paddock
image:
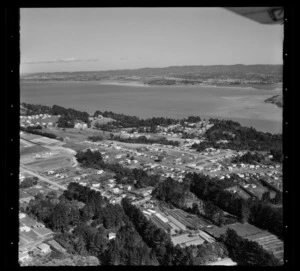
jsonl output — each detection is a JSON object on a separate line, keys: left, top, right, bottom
{"left": 20, "top": 144, "right": 50, "bottom": 156}
{"left": 20, "top": 138, "right": 34, "bottom": 148}
{"left": 44, "top": 127, "right": 108, "bottom": 143}
{"left": 31, "top": 136, "right": 63, "bottom": 146}
{"left": 19, "top": 231, "right": 40, "bottom": 243}
{"left": 25, "top": 156, "right": 73, "bottom": 171}
{"left": 20, "top": 133, "right": 43, "bottom": 141}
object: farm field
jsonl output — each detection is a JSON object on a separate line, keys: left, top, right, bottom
{"left": 20, "top": 144, "right": 50, "bottom": 156}
{"left": 204, "top": 223, "right": 264, "bottom": 239}
{"left": 25, "top": 156, "right": 73, "bottom": 171}
{"left": 20, "top": 133, "right": 43, "bottom": 141}
{"left": 246, "top": 232, "right": 284, "bottom": 263}
{"left": 31, "top": 136, "right": 63, "bottom": 145}
{"left": 44, "top": 127, "right": 107, "bottom": 142}
{"left": 20, "top": 138, "right": 34, "bottom": 148}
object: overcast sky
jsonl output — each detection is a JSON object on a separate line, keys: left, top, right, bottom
{"left": 20, "top": 8, "right": 283, "bottom": 74}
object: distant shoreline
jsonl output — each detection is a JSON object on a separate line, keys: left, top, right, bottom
{"left": 21, "top": 79, "right": 281, "bottom": 91}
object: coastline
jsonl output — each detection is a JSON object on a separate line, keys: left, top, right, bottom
{"left": 21, "top": 79, "right": 281, "bottom": 91}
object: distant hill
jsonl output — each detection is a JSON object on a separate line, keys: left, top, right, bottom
{"left": 20, "top": 64, "right": 282, "bottom": 87}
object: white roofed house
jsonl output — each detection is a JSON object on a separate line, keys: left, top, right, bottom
{"left": 37, "top": 243, "right": 51, "bottom": 254}
{"left": 20, "top": 226, "right": 31, "bottom": 232}
{"left": 108, "top": 232, "right": 116, "bottom": 240}
{"left": 112, "top": 187, "right": 120, "bottom": 194}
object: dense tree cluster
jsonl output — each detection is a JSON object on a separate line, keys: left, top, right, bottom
{"left": 188, "top": 173, "right": 283, "bottom": 239}
{"left": 153, "top": 177, "right": 235, "bottom": 226}
{"left": 76, "top": 149, "right": 160, "bottom": 188}
{"left": 270, "top": 149, "right": 283, "bottom": 163}
{"left": 25, "top": 184, "right": 159, "bottom": 265}
{"left": 191, "top": 119, "right": 282, "bottom": 152}
{"left": 103, "top": 221, "right": 159, "bottom": 265}
{"left": 20, "top": 126, "right": 57, "bottom": 139}
{"left": 20, "top": 176, "right": 38, "bottom": 189}
{"left": 232, "top": 151, "right": 265, "bottom": 164}
{"left": 88, "top": 136, "right": 104, "bottom": 142}
{"left": 93, "top": 111, "right": 180, "bottom": 128}
{"left": 25, "top": 125, "right": 43, "bottom": 130}
{"left": 21, "top": 103, "right": 53, "bottom": 115}
{"left": 122, "top": 198, "right": 229, "bottom": 265}
{"left": 111, "top": 135, "right": 180, "bottom": 146}
{"left": 57, "top": 115, "right": 75, "bottom": 128}
{"left": 93, "top": 111, "right": 204, "bottom": 132}
{"left": 152, "top": 177, "right": 190, "bottom": 209}
{"left": 220, "top": 229, "right": 281, "bottom": 266}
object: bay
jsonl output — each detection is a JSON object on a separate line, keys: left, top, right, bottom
{"left": 20, "top": 81, "right": 282, "bottom": 134}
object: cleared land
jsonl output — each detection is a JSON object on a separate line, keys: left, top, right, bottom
{"left": 20, "top": 144, "right": 50, "bottom": 156}
{"left": 25, "top": 156, "right": 73, "bottom": 171}
{"left": 31, "top": 137, "right": 63, "bottom": 145}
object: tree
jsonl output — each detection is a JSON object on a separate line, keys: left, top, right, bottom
{"left": 261, "top": 191, "right": 271, "bottom": 203}
{"left": 20, "top": 177, "right": 38, "bottom": 188}
{"left": 51, "top": 203, "right": 70, "bottom": 232}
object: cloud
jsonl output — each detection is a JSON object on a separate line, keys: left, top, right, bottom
{"left": 23, "top": 58, "right": 100, "bottom": 64}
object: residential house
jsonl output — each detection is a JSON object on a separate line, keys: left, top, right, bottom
{"left": 108, "top": 232, "right": 116, "bottom": 240}
{"left": 37, "top": 243, "right": 51, "bottom": 254}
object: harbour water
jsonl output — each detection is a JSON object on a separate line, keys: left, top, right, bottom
{"left": 20, "top": 81, "right": 282, "bottom": 134}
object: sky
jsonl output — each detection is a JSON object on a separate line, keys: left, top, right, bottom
{"left": 20, "top": 8, "right": 284, "bottom": 74}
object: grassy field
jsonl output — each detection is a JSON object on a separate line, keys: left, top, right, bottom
{"left": 20, "top": 138, "right": 34, "bottom": 148}
{"left": 26, "top": 156, "right": 73, "bottom": 171}
{"left": 45, "top": 127, "right": 109, "bottom": 142}
{"left": 20, "top": 145, "right": 50, "bottom": 156}
{"left": 62, "top": 141, "right": 90, "bottom": 152}
{"left": 20, "top": 133, "right": 43, "bottom": 141}
{"left": 31, "top": 137, "right": 62, "bottom": 145}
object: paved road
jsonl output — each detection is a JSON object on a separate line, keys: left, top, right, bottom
{"left": 20, "top": 166, "right": 67, "bottom": 191}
